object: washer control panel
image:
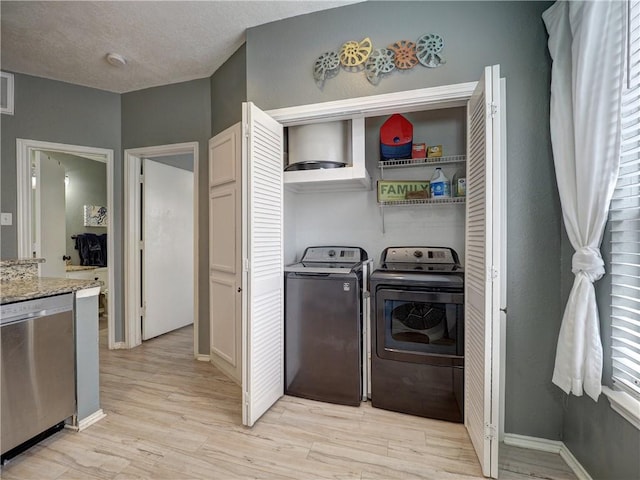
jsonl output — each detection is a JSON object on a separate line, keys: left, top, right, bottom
{"left": 301, "top": 246, "right": 364, "bottom": 263}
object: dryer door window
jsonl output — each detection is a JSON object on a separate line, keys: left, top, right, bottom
{"left": 375, "top": 288, "right": 464, "bottom": 365}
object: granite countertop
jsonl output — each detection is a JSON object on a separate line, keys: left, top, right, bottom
{"left": 0, "top": 258, "right": 45, "bottom": 267}
{"left": 65, "top": 265, "right": 100, "bottom": 272}
{"left": 0, "top": 277, "right": 102, "bottom": 304}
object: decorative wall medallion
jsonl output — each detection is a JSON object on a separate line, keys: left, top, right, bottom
{"left": 314, "top": 33, "right": 446, "bottom": 88}
{"left": 339, "top": 37, "right": 372, "bottom": 72}
{"left": 388, "top": 40, "right": 418, "bottom": 70}
{"left": 313, "top": 51, "right": 341, "bottom": 87}
{"left": 365, "top": 48, "right": 396, "bottom": 85}
{"left": 416, "top": 34, "right": 446, "bottom": 68}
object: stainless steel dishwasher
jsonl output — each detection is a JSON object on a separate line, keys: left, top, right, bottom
{"left": 1, "top": 293, "right": 76, "bottom": 458}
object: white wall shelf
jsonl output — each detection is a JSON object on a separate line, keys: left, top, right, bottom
{"left": 378, "top": 154, "right": 466, "bottom": 233}
{"left": 378, "top": 154, "right": 466, "bottom": 169}
{"left": 379, "top": 197, "right": 466, "bottom": 207}
{"left": 284, "top": 117, "right": 371, "bottom": 192}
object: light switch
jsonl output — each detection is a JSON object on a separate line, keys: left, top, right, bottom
{"left": 1, "top": 212, "right": 12, "bottom": 226}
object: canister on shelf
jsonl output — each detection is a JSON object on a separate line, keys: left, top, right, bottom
{"left": 427, "top": 145, "right": 443, "bottom": 158}
{"left": 452, "top": 171, "right": 466, "bottom": 197}
{"left": 412, "top": 143, "right": 426, "bottom": 159}
{"left": 380, "top": 114, "right": 413, "bottom": 160}
{"left": 430, "top": 167, "right": 451, "bottom": 198}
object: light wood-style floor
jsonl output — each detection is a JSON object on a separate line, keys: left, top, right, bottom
{"left": 1, "top": 324, "right": 577, "bottom": 480}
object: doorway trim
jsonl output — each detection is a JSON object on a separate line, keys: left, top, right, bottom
{"left": 16, "top": 138, "right": 116, "bottom": 349}
{"left": 124, "top": 142, "right": 199, "bottom": 354}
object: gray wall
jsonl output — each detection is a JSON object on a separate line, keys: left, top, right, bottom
{"left": 211, "top": 43, "right": 247, "bottom": 136}
{"left": 0, "top": 72, "right": 123, "bottom": 339}
{"left": 44, "top": 151, "right": 108, "bottom": 266}
{"left": 247, "top": 1, "right": 565, "bottom": 439}
{"left": 121, "top": 78, "right": 211, "bottom": 355}
{"left": 560, "top": 225, "right": 640, "bottom": 479}
{"left": 564, "top": 395, "right": 640, "bottom": 480}
{"left": 150, "top": 153, "right": 194, "bottom": 172}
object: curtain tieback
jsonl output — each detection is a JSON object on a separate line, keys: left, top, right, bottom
{"left": 572, "top": 247, "right": 605, "bottom": 282}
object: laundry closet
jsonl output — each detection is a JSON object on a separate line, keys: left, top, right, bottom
{"left": 209, "top": 64, "right": 505, "bottom": 478}
{"left": 284, "top": 106, "right": 467, "bottom": 267}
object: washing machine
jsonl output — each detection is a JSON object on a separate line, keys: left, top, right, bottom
{"left": 284, "top": 246, "right": 368, "bottom": 406}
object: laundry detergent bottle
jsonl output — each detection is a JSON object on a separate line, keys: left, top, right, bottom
{"left": 430, "top": 167, "right": 451, "bottom": 198}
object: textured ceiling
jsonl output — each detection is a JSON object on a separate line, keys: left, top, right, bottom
{"left": 0, "top": 1, "right": 360, "bottom": 93}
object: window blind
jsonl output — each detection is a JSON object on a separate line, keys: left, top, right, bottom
{"left": 610, "top": 0, "right": 640, "bottom": 401}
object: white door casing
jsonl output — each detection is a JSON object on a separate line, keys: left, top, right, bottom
{"left": 37, "top": 152, "right": 66, "bottom": 278}
{"left": 242, "top": 102, "right": 284, "bottom": 427}
{"left": 464, "top": 64, "right": 503, "bottom": 479}
{"left": 124, "top": 142, "right": 199, "bottom": 352}
{"left": 209, "top": 123, "right": 242, "bottom": 383}
{"left": 16, "top": 140, "right": 116, "bottom": 349}
{"left": 142, "top": 159, "right": 194, "bottom": 341}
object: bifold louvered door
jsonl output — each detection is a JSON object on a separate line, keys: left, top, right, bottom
{"left": 209, "top": 123, "right": 242, "bottom": 383}
{"left": 465, "top": 64, "right": 503, "bottom": 479}
{"left": 241, "top": 102, "right": 285, "bottom": 427}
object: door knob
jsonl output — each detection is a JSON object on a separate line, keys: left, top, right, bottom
{"left": 237, "top": 287, "right": 242, "bottom": 293}
{"left": 62, "top": 255, "right": 71, "bottom": 261}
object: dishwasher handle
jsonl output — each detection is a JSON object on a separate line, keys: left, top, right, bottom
{"left": 2, "top": 308, "right": 62, "bottom": 325}
{"left": 1, "top": 294, "right": 74, "bottom": 326}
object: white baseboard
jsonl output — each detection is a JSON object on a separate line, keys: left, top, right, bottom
{"left": 504, "top": 433, "right": 562, "bottom": 453}
{"left": 504, "top": 433, "right": 593, "bottom": 480}
{"left": 558, "top": 444, "right": 593, "bottom": 480}
{"left": 65, "top": 409, "right": 107, "bottom": 432}
{"left": 113, "top": 341, "right": 127, "bottom": 350}
{"left": 196, "top": 354, "right": 210, "bottom": 362}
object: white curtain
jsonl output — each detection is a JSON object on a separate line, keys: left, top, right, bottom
{"left": 543, "top": 0, "right": 626, "bottom": 401}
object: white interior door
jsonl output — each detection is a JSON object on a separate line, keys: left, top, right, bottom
{"left": 242, "top": 102, "right": 284, "bottom": 427}
{"left": 37, "top": 151, "right": 66, "bottom": 278}
{"left": 142, "top": 159, "right": 194, "bottom": 340}
{"left": 465, "top": 64, "right": 503, "bottom": 478}
{"left": 209, "top": 123, "right": 242, "bottom": 383}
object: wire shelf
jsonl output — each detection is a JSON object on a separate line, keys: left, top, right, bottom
{"left": 378, "top": 197, "right": 466, "bottom": 207}
{"left": 378, "top": 155, "right": 467, "bottom": 169}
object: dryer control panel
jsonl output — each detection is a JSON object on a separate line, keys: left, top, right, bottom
{"left": 382, "top": 247, "right": 457, "bottom": 265}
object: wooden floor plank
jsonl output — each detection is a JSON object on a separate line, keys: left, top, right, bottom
{"left": 1, "top": 325, "right": 577, "bottom": 480}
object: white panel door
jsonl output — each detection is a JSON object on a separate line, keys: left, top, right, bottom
{"left": 209, "top": 123, "right": 242, "bottom": 383}
{"left": 242, "top": 102, "right": 284, "bottom": 427}
{"left": 37, "top": 152, "right": 66, "bottom": 278}
{"left": 465, "top": 64, "right": 503, "bottom": 479}
{"left": 142, "top": 159, "right": 194, "bottom": 340}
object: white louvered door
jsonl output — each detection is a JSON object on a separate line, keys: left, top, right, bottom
{"left": 241, "top": 102, "right": 284, "bottom": 427}
{"left": 465, "top": 64, "right": 503, "bottom": 478}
